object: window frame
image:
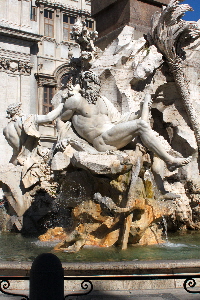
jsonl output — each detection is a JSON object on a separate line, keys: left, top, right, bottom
{"left": 44, "top": 9, "right": 54, "bottom": 38}
{"left": 43, "top": 85, "right": 55, "bottom": 115}
{"left": 85, "top": 19, "right": 94, "bottom": 31}
{"left": 63, "top": 14, "right": 77, "bottom": 41}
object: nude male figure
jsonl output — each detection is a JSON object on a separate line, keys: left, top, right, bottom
{"left": 56, "top": 71, "right": 191, "bottom": 171}
{"left": 2, "top": 102, "right": 64, "bottom": 218}
{"left": 3, "top": 102, "right": 64, "bottom": 165}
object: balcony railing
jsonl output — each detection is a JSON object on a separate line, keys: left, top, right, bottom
{"left": 0, "top": 273, "right": 200, "bottom": 299}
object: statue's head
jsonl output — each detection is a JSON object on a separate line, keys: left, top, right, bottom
{"left": 80, "top": 71, "right": 101, "bottom": 104}
{"left": 6, "top": 102, "right": 22, "bottom": 118}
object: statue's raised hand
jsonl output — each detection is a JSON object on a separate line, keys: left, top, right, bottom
{"left": 55, "top": 139, "right": 68, "bottom": 152}
{"left": 143, "top": 93, "right": 153, "bottom": 107}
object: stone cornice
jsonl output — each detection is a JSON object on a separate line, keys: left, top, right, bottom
{"left": 35, "top": 73, "right": 57, "bottom": 86}
{"left": 0, "top": 25, "right": 42, "bottom": 42}
{"left": 41, "top": 36, "right": 80, "bottom": 48}
{"left": 60, "top": 40, "right": 79, "bottom": 48}
{"left": 36, "top": 0, "right": 91, "bottom": 17}
{"left": 0, "top": 49, "right": 30, "bottom": 61}
{"left": 42, "top": 36, "right": 56, "bottom": 43}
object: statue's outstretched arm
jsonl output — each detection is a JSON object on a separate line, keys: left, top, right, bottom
{"left": 36, "top": 103, "right": 64, "bottom": 124}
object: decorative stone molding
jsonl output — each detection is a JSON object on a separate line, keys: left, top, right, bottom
{"left": 41, "top": 37, "right": 80, "bottom": 48}
{"left": 0, "top": 57, "right": 33, "bottom": 74}
{"left": 35, "top": 73, "right": 57, "bottom": 86}
{"left": 34, "top": 62, "right": 81, "bottom": 90}
{"left": 53, "top": 62, "right": 76, "bottom": 88}
{"left": 42, "top": 36, "right": 56, "bottom": 44}
{"left": 0, "top": 20, "right": 32, "bottom": 32}
{"left": 35, "top": 0, "right": 91, "bottom": 17}
{"left": 0, "top": 49, "right": 30, "bottom": 62}
{"left": 0, "top": 25, "right": 42, "bottom": 42}
{"left": 60, "top": 41, "right": 79, "bottom": 48}
{"left": 18, "top": 61, "right": 33, "bottom": 74}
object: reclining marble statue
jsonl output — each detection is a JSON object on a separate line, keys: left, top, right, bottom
{"left": 2, "top": 70, "right": 191, "bottom": 219}
{"left": 53, "top": 71, "right": 191, "bottom": 172}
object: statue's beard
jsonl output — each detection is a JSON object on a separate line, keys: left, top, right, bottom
{"left": 81, "top": 89, "right": 99, "bottom": 104}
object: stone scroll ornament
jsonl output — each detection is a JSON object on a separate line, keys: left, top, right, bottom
{"left": 148, "top": 0, "right": 200, "bottom": 150}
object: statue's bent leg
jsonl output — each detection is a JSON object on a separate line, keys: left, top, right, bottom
{"left": 137, "top": 120, "right": 192, "bottom": 170}
{"left": 93, "top": 120, "right": 141, "bottom": 152}
{"left": 93, "top": 119, "right": 191, "bottom": 170}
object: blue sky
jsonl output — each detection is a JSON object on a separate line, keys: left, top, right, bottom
{"left": 182, "top": 0, "right": 200, "bottom": 21}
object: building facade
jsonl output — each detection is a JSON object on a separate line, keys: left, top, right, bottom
{"left": 0, "top": 0, "right": 94, "bottom": 163}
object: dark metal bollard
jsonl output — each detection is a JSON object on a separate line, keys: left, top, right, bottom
{"left": 29, "top": 253, "right": 64, "bottom": 300}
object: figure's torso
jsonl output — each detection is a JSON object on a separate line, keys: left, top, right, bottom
{"left": 3, "top": 117, "right": 26, "bottom": 151}
{"left": 70, "top": 96, "right": 114, "bottom": 144}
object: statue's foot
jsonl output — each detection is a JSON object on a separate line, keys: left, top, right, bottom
{"left": 167, "top": 156, "right": 192, "bottom": 171}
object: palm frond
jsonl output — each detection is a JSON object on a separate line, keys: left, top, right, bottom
{"left": 150, "top": 0, "right": 200, "bottom": 61}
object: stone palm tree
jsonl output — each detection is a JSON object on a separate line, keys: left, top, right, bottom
{"left": 149, "top": 0, "right": 200, "bottom": 149}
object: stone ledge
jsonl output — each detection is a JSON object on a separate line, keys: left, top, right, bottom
{"left": 0, "top": 25, "right": 42, "bottom": 42}
{"left": 0, "top": 259, "right": 200, "bottom": 276}
{"left": 0, "top": 260, "right": 200, "bottom": 292}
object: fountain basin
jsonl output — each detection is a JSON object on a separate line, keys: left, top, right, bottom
{"left": 0, "top": 232, "right": 200, "bottom": 293}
